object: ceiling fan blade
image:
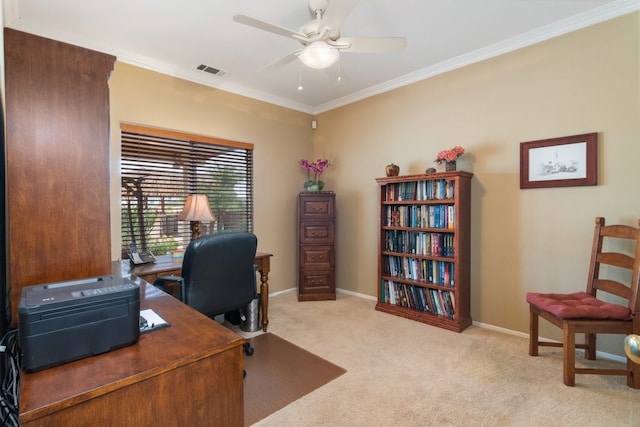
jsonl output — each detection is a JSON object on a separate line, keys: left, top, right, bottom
{"left": 233, "top": 15, "right": 310, "bottom": 43}
{"left": 335, "top": 37, "right": 407, "bottom": 53}
{"left": 257, "top": 50, "right": 302, "bottom": 72}
{"left": 318, "top": 0, "right": 359, "bottom": 40}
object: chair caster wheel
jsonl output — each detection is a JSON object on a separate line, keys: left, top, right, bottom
{"left": 244, "top": 342, "right": 254, "bottom": 356}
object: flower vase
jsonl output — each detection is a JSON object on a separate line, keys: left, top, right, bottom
{"left": 304, "top": 180, "right": 324, "bottom": 192}
{"left": 445, "top": 161, "right": 457, "bottom": 171}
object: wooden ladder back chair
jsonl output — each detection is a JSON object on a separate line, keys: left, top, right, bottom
{"left": 527, "top": 217, "right": 640, "bottom": 388}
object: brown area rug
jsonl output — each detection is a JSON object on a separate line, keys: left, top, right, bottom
{"left": 243, "top": 333, "right": 346, "bottom": 426}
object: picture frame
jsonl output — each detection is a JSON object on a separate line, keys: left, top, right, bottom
{"left": 519, "top": 132, "right": 597, "bottom": 189}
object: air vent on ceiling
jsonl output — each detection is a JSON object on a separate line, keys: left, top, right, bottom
{"left": 197, "top": 64, "right": 226, "bottom": 77}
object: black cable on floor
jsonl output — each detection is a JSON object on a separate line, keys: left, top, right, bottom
{"left": 0, "top": 329, "right": 19, "bottom": 427}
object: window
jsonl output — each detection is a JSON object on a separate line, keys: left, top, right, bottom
{"left": 120, "top": 124, "right": 254, "bottom": 257}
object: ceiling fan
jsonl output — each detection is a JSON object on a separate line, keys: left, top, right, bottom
{"left": 233, "top": 0, "right": 407, "bottom": 70}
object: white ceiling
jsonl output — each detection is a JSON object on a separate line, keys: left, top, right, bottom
{"left": 3, "top": 0, "right": 638, "bottom": 114}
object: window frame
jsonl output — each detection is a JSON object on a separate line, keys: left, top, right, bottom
{"left": 120, "top": 123, "right": 254, "bottom": 257}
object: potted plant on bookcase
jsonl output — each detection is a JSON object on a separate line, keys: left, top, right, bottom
{"left": 299, "top": 158, "right": 332, "bottom": 191}
{"left": 435, "top": 146, "right": 465, "bottom": 171}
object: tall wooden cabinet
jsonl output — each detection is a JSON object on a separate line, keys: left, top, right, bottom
{"left": 297, "top": 192, "right": 336, "bottom": 301}
{"left": 4, "top": 29, "right": 115, "bottom": 324}
{"left": 375, "top": 172, "right": 472, "bottom": 332}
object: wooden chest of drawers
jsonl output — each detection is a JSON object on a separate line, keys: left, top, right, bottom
{"left": 297, "top": 192, "right": 336, "bottom": 301}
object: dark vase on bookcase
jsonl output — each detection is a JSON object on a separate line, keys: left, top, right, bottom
{"left": 375, "top": 171, "right": 473, "bottom": 332}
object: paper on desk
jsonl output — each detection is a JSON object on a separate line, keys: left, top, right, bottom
{"left": 140, "top": 309, "right": 170, "bottom": 333}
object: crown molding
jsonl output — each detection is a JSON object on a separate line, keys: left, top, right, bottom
{"left": 312, "top": 0, "right": 640, "bottom": 114}
{"left": 5, "top": 0, "right": 638, "bottom": 115}
{"left": 116, "top": 55, "right": 316, "bottom": 115}
{"left": 90, "top": 0, "right": 640, "bottom": 115}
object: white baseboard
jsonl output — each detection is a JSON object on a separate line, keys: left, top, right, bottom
{"left": 269, "top": 287, "right": 376, "bottom": 301}
{"left": 336, "top": 287, "right": 377, "bottom": 301}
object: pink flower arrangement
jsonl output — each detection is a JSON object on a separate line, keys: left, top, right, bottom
{"left": 299, "top": 158, "right": 332, "bottom": 183}
{"left": 435, "top": 146, "right": 465, "bottom": 164}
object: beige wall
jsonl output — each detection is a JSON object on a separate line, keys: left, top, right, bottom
{"left": 316, "top": 12, "right": 640, "bottom": 354}
{"left": 108, "top": 12, "right": 639, "bottom": 356}
{"left": 108, "top": 63, "right": 314, "bottom": 295}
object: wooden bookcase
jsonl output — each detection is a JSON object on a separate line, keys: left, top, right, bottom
{"left": 375, "top": 171, "right": 473, "bottom": 332}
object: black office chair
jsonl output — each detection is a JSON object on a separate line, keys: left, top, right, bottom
{"left": 154, "top": 232, "right": 258, "bottom": 358}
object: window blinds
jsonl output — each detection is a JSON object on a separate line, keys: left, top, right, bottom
{"left": 120, "top": 125, "right": 254, "bottom": 256}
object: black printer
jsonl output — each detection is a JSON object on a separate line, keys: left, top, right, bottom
{"left": 19, "top": 275, "right": 140, "bottom": 372}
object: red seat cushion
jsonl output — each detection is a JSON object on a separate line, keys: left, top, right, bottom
{"left": 526, "top": 291, "right": 632, "bottom": 320}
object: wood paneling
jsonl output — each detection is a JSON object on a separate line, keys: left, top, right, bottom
{"left": 4, "top": 29, "right": 115, "bottom": 324}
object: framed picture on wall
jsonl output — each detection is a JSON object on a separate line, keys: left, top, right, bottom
{"left": 520, "top": 132, "right": 598, "bottom": 189}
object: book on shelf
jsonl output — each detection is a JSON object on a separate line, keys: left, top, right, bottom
{"left": 386, "top": 178, "right": 457, "bottom": 202}
{"left": 445, "top": 180, "right": 454, "bottom": 199}
{"left": 381, "top": 279, "right": 455, "bottom": 317}
{"left": 384, "top": 205, "right": 455, "bottom": 230}
{"left": 381, "top": 280, "right": 430, "bottom": 313}
{"left": 383, "top": 230, "right": 457, "bottom": 259}
{"left": 442, "top": 291, "right": 456, "bottom": 319}
{"left": 438, "top": 290, "right": 448, "bottom": 317}
{"left": 429, "top": 289, "right": 442, "bottom": 316}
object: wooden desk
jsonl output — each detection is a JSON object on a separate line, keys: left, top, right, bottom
{"left": 129, "top": 252, "right": 273, "bottom": 332}
{"left": 19, "top": 267, "right": 245, "bottom": 426}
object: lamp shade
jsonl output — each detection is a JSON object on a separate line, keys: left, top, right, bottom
{"left": 299, "top": 41, "right": 339, "bottom": 69}
{"left": 178, "top": 194, "right": 214, "bottom": 222}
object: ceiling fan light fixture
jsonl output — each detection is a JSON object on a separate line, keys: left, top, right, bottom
{"left": 299, "top": 41, "right": 339, "bottom": 69}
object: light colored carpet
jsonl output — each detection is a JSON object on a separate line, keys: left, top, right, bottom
{"left": 236, "top": 290, "right": 640, "bottom": 427}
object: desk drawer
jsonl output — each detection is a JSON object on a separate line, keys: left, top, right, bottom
{"left": 136, "top": 269, "right": 182, "bottom": 297}
{"left": 136, "top": 269, "right": 181, "bottom": 284}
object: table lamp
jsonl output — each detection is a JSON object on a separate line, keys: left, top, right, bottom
{"left": 178, "top": 194, "right": 215, "bottom": 241}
